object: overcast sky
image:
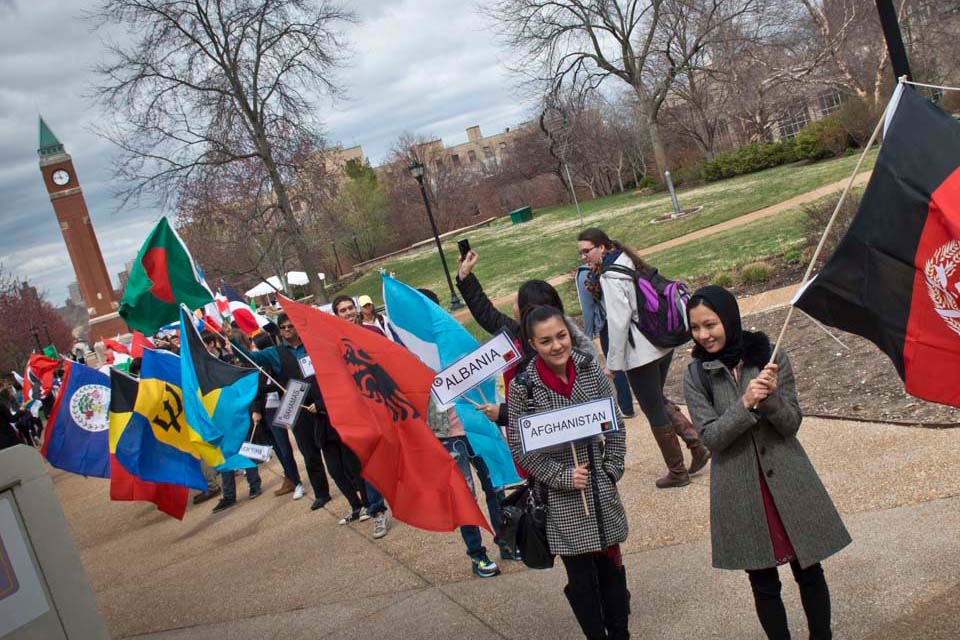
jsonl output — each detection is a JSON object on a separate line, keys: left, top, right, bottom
{"left": 0, "top": 0, "right": 531, "bottom": 305}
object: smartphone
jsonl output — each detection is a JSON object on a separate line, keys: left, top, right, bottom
{"left": 457, "top": 238, "right": 471, "bottom": 258}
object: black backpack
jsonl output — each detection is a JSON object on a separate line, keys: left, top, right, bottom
{"left": 602, "top": 263, "right": 692, "bottom": 349}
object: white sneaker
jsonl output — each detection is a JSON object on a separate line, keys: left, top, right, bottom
{"left": 372, "top": 512, "right": 388, "bottom": 539}
{"left": 292, "top": 484, "right": 305, "bottom": 501}
{"left": 358, "top": 507, "right": 371, "bottom": 522}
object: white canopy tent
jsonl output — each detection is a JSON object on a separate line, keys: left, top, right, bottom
{"left": 243, "top": 272, "right": 325, "bottom": 298}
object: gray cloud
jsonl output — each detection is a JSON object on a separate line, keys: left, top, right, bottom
{"left": 0, "top": 0, "right": 529, "bottom": 304}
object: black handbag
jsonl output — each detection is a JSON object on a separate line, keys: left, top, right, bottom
{"left": 501, "top": 480, "right": 554, "bottom": 569}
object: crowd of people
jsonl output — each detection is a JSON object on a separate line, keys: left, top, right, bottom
{"left": 3, "top": 225, "right": 850, "bottom": 640}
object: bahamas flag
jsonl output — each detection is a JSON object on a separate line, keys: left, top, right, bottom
{"left": 109, "top": 369, "right": 189, "bottom": 519}
{"left": 115, "top": 349, "right": 218, "bottom": 491}
{"left": 179, "top": 307, "right": 258, "bottom": 471}
{"left": 383, "top": 276, "right": 519, "bottom": 488}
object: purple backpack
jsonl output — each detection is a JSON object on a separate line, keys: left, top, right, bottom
{"left": 602, "top": 264, "right": 692, "bottom": 349}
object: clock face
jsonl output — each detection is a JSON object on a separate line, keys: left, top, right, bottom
{"left": 51, "top": 169, "right": 70, "bottom": 186}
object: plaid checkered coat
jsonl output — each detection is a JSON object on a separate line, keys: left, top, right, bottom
{"left": 507, "top": 349, "right": 628, "bottom": 556}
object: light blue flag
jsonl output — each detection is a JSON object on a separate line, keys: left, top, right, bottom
{"left": 382, "top": 276, "right": 520, "bottom": 488}
{"left": 179, "top": 307, "right": 258, "bottom": 471}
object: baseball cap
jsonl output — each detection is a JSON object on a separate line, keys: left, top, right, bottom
{"left": 357, "top": 294, "right": 374, "bottom": 307}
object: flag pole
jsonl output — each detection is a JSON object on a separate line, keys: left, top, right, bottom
{"left": 570, "top": 442, "right": 590, "bottom": 515}
{"left": 769, "top": 89, "right": 895, "bottom": 363}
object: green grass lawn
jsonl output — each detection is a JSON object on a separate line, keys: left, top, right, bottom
{"left": 339, "top": 150, "right": 877, "bottom": 312}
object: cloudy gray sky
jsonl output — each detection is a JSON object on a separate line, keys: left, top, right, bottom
{"left": 0, "top": 0, "right": 531, "bottom": 305}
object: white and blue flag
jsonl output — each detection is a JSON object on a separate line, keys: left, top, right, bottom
{"left": 382, "top": 276, "right": 519, "bottom": 488}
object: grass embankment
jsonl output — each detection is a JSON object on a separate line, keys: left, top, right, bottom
{"left": 339, "top": 149, "right": 877, "bottom": 339}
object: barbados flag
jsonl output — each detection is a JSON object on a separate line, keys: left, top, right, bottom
{"left": 109, "top": 369, "right": 189, "bottom": 519}
{"left": 114, "top": 349, "right": 217, "bottom": 490}
{"left": 383, "top": 276, "right": 519, "bottom": 488}
{"left": 179, "top": 307, "right": 258, "bottom": 471}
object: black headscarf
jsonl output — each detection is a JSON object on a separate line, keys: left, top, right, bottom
{"left": 688, "top": 285, "right": 750, "bottom": 370}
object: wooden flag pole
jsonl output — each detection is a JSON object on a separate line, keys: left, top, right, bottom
{"left": 769, "top": 92, "right": 894, "bottom": 363}
{"left": 570, "top": 443, "right": 590, "bottom": 515}
{"left": 477, "top": 388, "right": 489, "bottom": 405}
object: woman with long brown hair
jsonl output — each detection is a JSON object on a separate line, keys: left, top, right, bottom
{"left": 576, "top": 227, "right": 709, "bottom": 488}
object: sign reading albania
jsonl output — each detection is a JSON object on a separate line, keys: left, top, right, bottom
{"left": 69, "top": 384, "right": 111, "bottom": 433}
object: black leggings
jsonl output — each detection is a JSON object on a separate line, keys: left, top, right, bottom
{"left": 747, "top": 561, "right": 832, "bottom": 640}
{"left": 626, "top": 352, "right": 673, "bottom": 429}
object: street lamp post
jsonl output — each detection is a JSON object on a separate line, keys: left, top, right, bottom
{"left": 29, "top": 324, "right": 41, "bottom": 351}
{"left": 409, "top": 160, "right": 462, "bottom": 310}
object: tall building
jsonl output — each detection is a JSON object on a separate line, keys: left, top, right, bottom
{"left": 37, "top": 117, "right": 127, "bottom": 342}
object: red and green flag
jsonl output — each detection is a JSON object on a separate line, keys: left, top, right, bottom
{"left": 795, "top": 85, "right": 960, "bottom": 407}
{"left": 119, "top": 217, "right": 213, "bottom": 334}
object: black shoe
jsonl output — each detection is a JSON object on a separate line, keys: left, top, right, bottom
{"left": 211, "top": 498, "right": 237, "bottom": 514}
{"left": 498, "top": 543, "right": 522, "bottom": 561}
{"left": 249, "top": 486, "right": 262, "bottom": 500}
{"left": 193, "top": 486, "right": 221, "bottom": 505}
{"left": 310, "top": 496, "right": 331, "bottom": 511}
{"left": 338, "top": 509, "right": 362, "bottom": 525}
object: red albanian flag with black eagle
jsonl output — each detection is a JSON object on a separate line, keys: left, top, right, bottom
{"left": 795, "top": 85, "right": 960, "bottom": 407}
{"left": 278, "top": 295, "right": 491, "bottom": 533}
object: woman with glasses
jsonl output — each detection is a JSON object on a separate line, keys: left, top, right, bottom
{"left": 576, "top": 228, "right": 709, "bottom": 488}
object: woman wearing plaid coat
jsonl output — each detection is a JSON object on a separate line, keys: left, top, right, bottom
{"left": 508, "top": 305, "right": 630, "bottom": 640}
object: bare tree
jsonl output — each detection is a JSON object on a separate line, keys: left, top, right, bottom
{"left": 487, "top": 0, "right": 765, "bottom": 179}
{"left": 91, "top": 0, "right": 355, "bottom": 302}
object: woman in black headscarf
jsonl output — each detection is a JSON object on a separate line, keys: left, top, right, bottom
{"left": 683, "top": 286, "right": 850, "bottom": 640}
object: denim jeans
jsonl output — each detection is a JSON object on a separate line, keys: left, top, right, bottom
{"left": 365, "top": 481, "right": 386, "bottom": 516}
{"left": 441, "top": 436, "right": 504, "bottom": 559}
{"left": 263, "top": 408, "right": 301, "bottom": 485}
{"left": 220, "top": 466, "right": 261, "bottom": 501}
{"left": 600, "top": 325, "right": 635, "bottom": 416}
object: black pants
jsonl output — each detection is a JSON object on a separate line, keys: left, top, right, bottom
{"left": 561, "top": 550, "right": 631, "bottom": 639}
{"left": 291, "top": 414, "right": 331, "bottom": 500}
{"left": 625, "top": 352, "right": 673, "bottom": 429}
{"left": 320, "top": 421, "right": 368, "bottom": 513}
{"left": 746, "top": 561, "right": 832, "bottom": 640}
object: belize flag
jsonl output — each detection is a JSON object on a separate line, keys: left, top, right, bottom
{"left": 41, "top": 361, "right": 110, "bottom": 478}
{"left": 382, "top": 275, "right": 519, "bottom": 488}
{"left": 795, "top": 85, "right": 960, "bottom": 407}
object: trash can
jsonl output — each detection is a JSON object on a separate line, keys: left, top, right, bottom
{"left": 509, "top": 206, "right": 533, "bottom": 224}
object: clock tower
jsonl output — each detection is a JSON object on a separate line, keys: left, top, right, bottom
{"left": 38, "top": 117, "right": 128, "bottom": 342}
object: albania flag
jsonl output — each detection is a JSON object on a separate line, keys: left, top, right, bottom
{"left": 795, "top": 85, "right": 960, "bottom": 407}
{"left": 278, "top": 295, "right": 491, "bottom": 533}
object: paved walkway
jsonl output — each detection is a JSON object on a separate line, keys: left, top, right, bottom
{"left": 53, "top": 412, "right": 960, "bottom": 639}
{"left": 454, "top": 170, "right": 872, "bottom": 320}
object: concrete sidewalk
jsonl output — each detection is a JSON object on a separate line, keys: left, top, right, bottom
{"left": 53, "top": 413, "right": 960, "bottom": 639}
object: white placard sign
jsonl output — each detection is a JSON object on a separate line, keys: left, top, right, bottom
{"left": 0, "top": 495, "right": 50, "bottom": 637}
{"left": 273, "top": 379, "right": 310, "bottom": 429}
{"left": 239, "top": 442, "right": 273, "bottom": 463}
{"left": 518, "top": 398, "right": 618, "bottom": 454}
{"left": 431, "top": 331, "right": 522, "bottom": 405}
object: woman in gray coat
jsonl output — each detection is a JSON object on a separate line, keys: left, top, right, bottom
{"left": 508, "top": 305, "right": 629, "bottom": 640}
{"left": 683, "top": 286, "right": 850, "bottom": 640}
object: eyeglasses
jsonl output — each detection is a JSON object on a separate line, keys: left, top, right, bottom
{"left": 279, "top": 324, "right": 294, "bottom": 331}
{"left": 579, "top": 246, "right": 598, "bottom": 257}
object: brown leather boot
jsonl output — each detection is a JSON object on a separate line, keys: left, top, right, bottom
{"left": 665, "top": 400, "right": 712, "bottom": 475}
{"left": 650, "top": 426, "right": 690, "bottom": 488}
{"left": 274, "top": 478, "right": 296, "bottom": 496}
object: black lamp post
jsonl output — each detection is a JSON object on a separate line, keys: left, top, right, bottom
{"left": 29, "top": 324, "right": 41, "bottom": 351}
{"left": 41, "top": 320, "right": 51, "bottom": 344}
{"left": 409, "top": 160, "right": 462, "bottom": 310}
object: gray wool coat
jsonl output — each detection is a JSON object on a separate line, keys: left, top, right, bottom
{"left": 683, "top": 344, "right": 851, "bottom": 571}
{"left": 508, "top": 349, "right": 629, "bottom": 556}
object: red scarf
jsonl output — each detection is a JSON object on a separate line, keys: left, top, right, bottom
{"left": 535, "top": 356, "right": 576, "bottom": 398}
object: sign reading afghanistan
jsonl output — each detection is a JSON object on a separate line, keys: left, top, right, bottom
{"left": 518, "top": 398, "right": 618, "bottom": 453}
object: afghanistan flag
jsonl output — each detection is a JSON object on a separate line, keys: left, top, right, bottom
{"left": 179, "top": 306, "right": 258, "bottom": 471}
{"left": 795, "top": 85, "right": 960, "bottom": 407}
{"left": 119, "top": 217, "right": 214, "bottom": 334}
{"left": 108, "top": 369, "right": 189, "bottom": 519}
{"left": 382, "top": 275, "right": 519, "bottom": 488}
{"left": 40, "top": 361, "right": 110, "bottom": 478}
{"left": 23, "top": 353, "right": 60, "bottom": 401}
{"left": 279, "top": 295, "right": 491, "bottom": 533}
{"left": 114, "top": 348, "right": 216, "bottom": 490}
